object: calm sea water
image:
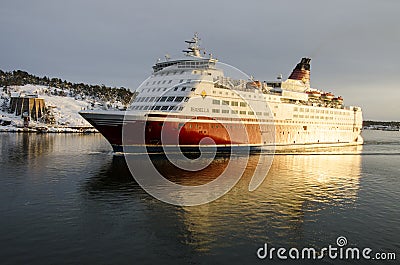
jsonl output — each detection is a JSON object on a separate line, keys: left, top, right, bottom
{"left": 0, "top": 130, "right": 399, "bottom": 264}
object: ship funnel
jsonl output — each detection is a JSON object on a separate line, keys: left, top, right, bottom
{"left": 288, "top": 58, "right": 311, "bottom": 85}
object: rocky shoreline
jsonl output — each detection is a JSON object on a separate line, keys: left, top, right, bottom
{"left": 0, "top": 125, "right": 97, "bottom": 133}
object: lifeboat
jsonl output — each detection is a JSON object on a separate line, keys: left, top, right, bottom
{"left": 306, "top": 90, "right": 321, "bottom": 98}
{"left": 321, "top": 92, "right": 334, "bottom": 100}
{"left": 333, "top": 96, "right": 343, "bottom": 103}
{"left": 246, "top": 80, "right": 262, "bottom": 89}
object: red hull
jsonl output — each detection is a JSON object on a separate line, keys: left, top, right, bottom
{"left": 82, "top": 113, "right": 273, "bottom": 151}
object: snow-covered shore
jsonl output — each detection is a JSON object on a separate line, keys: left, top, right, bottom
{"left": 0, "top": 84, "right": 125, "bottom": 133}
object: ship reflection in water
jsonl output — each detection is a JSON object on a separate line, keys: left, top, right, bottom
{"left": 85, "top": 146, "right": 362, "bottom": 256}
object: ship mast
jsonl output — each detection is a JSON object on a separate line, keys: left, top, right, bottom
{"left": 182, "top": 33, "right": 202, "bottom": 57}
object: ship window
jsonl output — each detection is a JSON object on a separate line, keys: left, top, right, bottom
{"left": 146, "top": 82, "right": 149, "bottom": 86}
{"left": 175, "top": 97, "right": 184, "bottom": 102}
{"left": 169, "top": 106, "right": 175, "bottom": 110}
{"left": 174, "top": 87, "right": 178, "bottom": 91}
{"left": 184, "top": 97, "right": 189, "bottom": 102}
{"left": 162, "top": 80, "right": 166, "bottom": 84}
{"left": 168, "top": 80, "right": 172, "bottom": 84}
{"left": 305, "top": 109, "right": 309, "bottom": 112}
{"left": 179, "top": 79, "right": 184, "bottom": 83}
{"left": 157, "top": 88, "right": 161, "bottom": 92}
{"left": 157, "top": 81, "right": 161, "bottom": 84}
{"left": 163, "top": 88, "right": 167, "bottom": 91}
{"left": 219, "top": 91, "right": 222, "bottom": 95}
{"left": 222, "top": 109, "right": 229, "bottom": 114}
{"left": 160, "top": 97, "right": 167, "bottom": 102}
{"left": 222, "top": 100, "right": 229, "bottom": 105}
{"left": 187, "top": 79, "right": 191, "bottom": 83}
{"left": 139, "top": 106, "right": 144, "bottom": 110}
{"left": 161, "top": 106, "right": 169, "bottom": 110}
{"left": 152, "top": 81, "right": 156, "bottom": 85}
{"left": 167, "top": 96, "right": 175, "bottom": 102}
{"left": 212, "top": 91, "right": 216, "bottom": 94}
{"left": 145, "top": 97, "right": 150, "bottom": 102}
{"left": 180, "top": 71, "right": 185, "bottom": 74}
{"left": 248, "top": 111, "right": 254, "bottom": 115}
{"left": 256, "top": 112, "right": 262, "bottom": 116}
{"left": 150, "top": 97, "right": 155, "bottom": 102}
{"left": 212, "top": 109, "right": 220, "bottom": 113}
{"left": 143, "top": 106, "right": 149, "bottom": 110}
{"left": 154, "top": 106, "right": 161, "bottom": 110}
{"left": 191, "top": 87, "right": 196, "bottom": 91}
{"left": 240, "top": 102, "right": 247, "bottom": 107}
{"left": 181, "top": 87, "right": 187, "bottom": 91}
{"left": 179, "top": 107, "right": 184, "bottom": 111}
{"left": 213, "top": 99, "right": 221, "bottom": 105}
{"left": 240, "top": 111, "right": 246, "bottom": 115}
{"left": 294, "top": 107, "right": 298, "bottom": 111}
{"left": 300, "top": 108, "right": 304, "bottom": 112}
{"left": 264, "top": 112, "right": 269, "bottom": 116}
{"left": 232, "top": 110, "right": 238, "bottom": 114}
{"left": 231, "top": 101, "right": 238, "bottom": 106}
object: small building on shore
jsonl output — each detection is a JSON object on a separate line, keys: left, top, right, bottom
{"left": 9, "top": 93, "right": 46, "bottom": 121}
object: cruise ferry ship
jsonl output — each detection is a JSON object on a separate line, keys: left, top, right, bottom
{"left": 79, "top": 34, "right": 363, "bottom": 152}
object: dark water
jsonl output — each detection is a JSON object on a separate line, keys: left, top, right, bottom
{"left": 0, "top": 131, "right": 399, "bottom": 264}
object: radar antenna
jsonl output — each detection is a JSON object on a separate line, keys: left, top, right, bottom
{"left": 183, "top": 32, "right": 202, "bottom": 57}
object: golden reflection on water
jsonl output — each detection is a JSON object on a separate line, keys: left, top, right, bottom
{"left": 164, "top": 146, "right": 363, "bottom": 252}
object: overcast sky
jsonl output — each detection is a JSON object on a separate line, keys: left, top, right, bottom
{"left": 1, "top": 0, "right": 399, "bottom": 120}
